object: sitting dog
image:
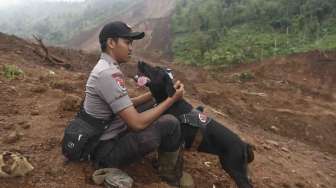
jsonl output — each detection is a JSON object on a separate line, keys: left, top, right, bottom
{"left": 0, "top": 151, "right": 34, "bottom": 178}
{"left": 136, "top": 61, "right": 254, "bottom": 188}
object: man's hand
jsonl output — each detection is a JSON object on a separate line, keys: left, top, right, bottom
{"left": 171, "top": 80, "right": 184, "bottom": 102}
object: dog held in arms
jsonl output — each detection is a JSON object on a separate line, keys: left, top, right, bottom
{"left": 136, "top": 61, "right": 255, "bottom": 188}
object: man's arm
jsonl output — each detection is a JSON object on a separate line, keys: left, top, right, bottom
{"left": 118, "top": 81, "right": 184, "bottom": 131}
{"left": 131, "top": 92, "right": 153, "bottom": 106}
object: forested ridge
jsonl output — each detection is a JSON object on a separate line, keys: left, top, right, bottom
{"left": 172, "top": 0, "right": 336, "bottom": 65}
{"left": 1, "top": 0, "right": 335, "bottom": 66}
{"left": 0, "top": 0, "right": 137, "bottom": 45}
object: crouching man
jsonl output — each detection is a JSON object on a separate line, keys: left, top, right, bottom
{"left": 62, "top": 21, "right": 193, "bottom": 187}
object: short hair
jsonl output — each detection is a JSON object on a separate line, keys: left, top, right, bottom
{"left": 100, "top": 37, "right": 119, "bottom": 52}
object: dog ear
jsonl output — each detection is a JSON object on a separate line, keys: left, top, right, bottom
{"left": 164, "top": 75, "right": 176, "bottom": 97}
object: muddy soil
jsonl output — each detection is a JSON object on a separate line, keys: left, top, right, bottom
{"left": 1, "top": 33, "right": 335, "bottom": 188}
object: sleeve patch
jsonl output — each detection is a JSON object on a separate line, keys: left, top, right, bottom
{"left": 112, "top": 73, "right": 126, "bottom": 92}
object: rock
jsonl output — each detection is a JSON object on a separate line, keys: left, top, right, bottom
{"left": 3, "top": 131, "right": 21, "bottom": 144}
{"left": 323, "top": 155, "right": 332, "bottom": 161}
{"left": 281, "top": 147, "right": 289, "bottom": 152}
{"left": 262, "top": 144, "right": 272, "bottom": 150}
{"left": 9, "top": 86, "right": 17, "bottom": 92}
{"left": 281, "top": 182, "right": 291, "bottom": 188}
{"left": 265, "top": 140, "right": 279, "bottom": 147}
{"left": 59, "top": 94, "right": 81, "bottom": 111}
{"left": 294, "top": 182, "right": 305, "bottom": 188}
{"left": 270, "top": 126, "right": 280, "bottom": 132}
{"left": 30, "top": 85, "right": 48, "bottom": 93}
{"left": 18, "top": 120, "right": 26, "bottom": 125}
{"left": 316, "top": 171, "right": 323, "bottom": 178}
{"left": 21, "top": 122, "right": 31, "bottom": 129}
{"left": 31, "top": 110, "right": 39, "bottom": 116}
{"left": 3, "top": 123, "right": 15, "bottom": 130}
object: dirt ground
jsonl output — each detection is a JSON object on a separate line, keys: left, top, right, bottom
{"left": 0, "top": 33, "right": 335, "bottom": 188}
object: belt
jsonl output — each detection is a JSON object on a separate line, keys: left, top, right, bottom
{"left": 77, "top": 107, "right": 112, "bottom": 131}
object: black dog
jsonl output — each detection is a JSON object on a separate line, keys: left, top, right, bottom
{"left": 137, "top": 61, "right": 254, "bottom": 188}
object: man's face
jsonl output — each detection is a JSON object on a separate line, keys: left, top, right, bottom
{"left": 110, "top": 38, "right": 133, "bottom": 63}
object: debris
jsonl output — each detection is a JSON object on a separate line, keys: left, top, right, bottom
{"left": 270, "top": 126, "right": 280, "bottom": 132}
{"left": 3, "top": 123, "right": 14, "bottom": 130}
{"left": 18, "top": 120, "right": 26, "bottom": 125}
{"left": 48, "top": 70, "right": 56, "bottom": 75}
{"left": 0, "top": 151, "right": 34, "bottom": 177}
{"left": 32, "top": 35, "right": 71, "bottom": 69}
{"left": 245, "top": 91, "right": 268, "bottom": 97}
{"left": 31, "top": 109, "right": 40, "bottom": 116}
{"left": 262, "top": 144, "right": 272, "bottom": 150}
{"left": 209, "top": 107, "right": 228, "bottom": 118}
{"left": 21, "top": 122, "right": 31, "bottom": 129}
{"left": 281, "top": 147, "right": 289, "bottom": 152}
{"left": 204, "top": 161, "right": 212, "bottom": 167}
{"left": 265, "top": 140, "right": 279, "bottom": 147}
{"left": 9, "top": 86, "right": 17, "bottom": 92}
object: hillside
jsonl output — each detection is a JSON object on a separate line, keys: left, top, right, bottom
{"left": 2, "top": 0, "right": 335, "bottom": 66}
{"left": 1, "top": 33, "right": 336, "bottom": 188}
{"left": 171, "top": 0, "right": 336, "bottom": 66}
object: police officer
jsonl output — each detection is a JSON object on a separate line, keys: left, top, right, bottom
{"left": 83, "top": 21, "right": 193, "bottom": 187}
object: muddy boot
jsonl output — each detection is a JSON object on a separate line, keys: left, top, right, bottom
{"left": 158, "top": 147, "right": 194, "bottom": 188}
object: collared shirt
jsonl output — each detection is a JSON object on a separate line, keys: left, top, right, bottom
{"left": 84, "top": 53, "right": 133, "bottom": 140}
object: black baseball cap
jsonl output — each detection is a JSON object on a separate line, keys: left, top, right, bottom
{"left": 99, "top": 21, "right": 145, "bottom": 44}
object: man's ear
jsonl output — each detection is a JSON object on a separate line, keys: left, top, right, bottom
{"left": 107, "top": 38, "right": 116, "bottom": 49}
{"left": 165, "top": 75, "right": 176, "bottom": 97}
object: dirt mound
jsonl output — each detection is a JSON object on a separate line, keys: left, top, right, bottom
{"left": 181, "top": 51, "right": 336, "bottom": 155}
{"left": 1, "top": 33, "right": 335, "bottom": 188}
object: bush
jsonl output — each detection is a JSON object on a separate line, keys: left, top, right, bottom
{"left": 2, "top": 65, "right": 24, "bottom": 80}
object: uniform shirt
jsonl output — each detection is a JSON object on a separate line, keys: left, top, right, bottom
{"left": 84, "top": 53, "right": 133, "bottom": 140}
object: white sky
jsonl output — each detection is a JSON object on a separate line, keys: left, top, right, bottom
{"left": 0, "top": 0, "right": 85, "bottom": 8}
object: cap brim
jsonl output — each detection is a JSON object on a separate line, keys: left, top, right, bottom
{"left": 121, "top": 32, "right": 145, "bottom": 40}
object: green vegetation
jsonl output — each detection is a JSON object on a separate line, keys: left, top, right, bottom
{"left": 172, "top": 0, "right": 336, "bottom": 66}
{"left": 2, "top": 64, "right": 24, "bottom": 80}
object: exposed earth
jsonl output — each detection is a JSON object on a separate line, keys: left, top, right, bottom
{"left": 0, "top": 33, "right": 335, "bottom": 188}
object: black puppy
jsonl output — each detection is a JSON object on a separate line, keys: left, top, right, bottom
{"left": 137, "top": 61, "right": 254, "bottom": 188}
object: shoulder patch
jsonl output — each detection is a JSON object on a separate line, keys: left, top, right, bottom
{"left": 112, "top": 73, "right": 126, "bottom": 92}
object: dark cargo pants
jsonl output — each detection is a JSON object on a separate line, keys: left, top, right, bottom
{"left": 93, "top": 100, "right": 182, "bottom": 168}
